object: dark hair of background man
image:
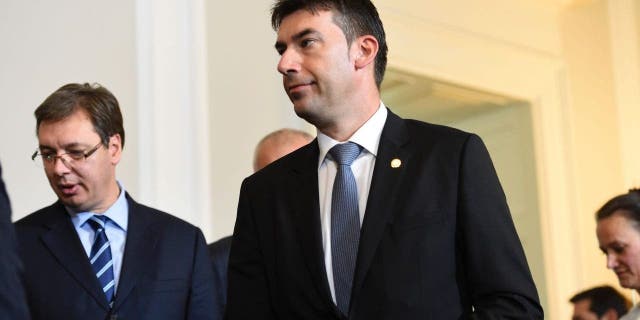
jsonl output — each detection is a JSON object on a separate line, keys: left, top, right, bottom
{"left": 570, "top": 286, "right": 630, "bottom": 318}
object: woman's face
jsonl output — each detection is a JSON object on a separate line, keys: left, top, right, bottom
{"left": 597, "top": 212, "right": 640, "bottom": 290}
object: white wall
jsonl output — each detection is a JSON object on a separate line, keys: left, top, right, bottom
{"left": 134, "top": 0, "right": 214, "bottom": 239}
{"left": 205, "top": 0, "right": 310, "bottom": 241}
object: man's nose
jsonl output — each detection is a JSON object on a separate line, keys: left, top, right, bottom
{"left": 277, "top": 49, "right": 300, "bottom": 76}
{"left": 50, "top": 155, "right": 72, "bottom": 175}
{"left": 606, "top": 254, "right": 618, "bottom": 269}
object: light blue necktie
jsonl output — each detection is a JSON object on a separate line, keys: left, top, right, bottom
{"left": 87, "top": 215, "right": 115, "bottom": 306}
{"left": 329, "top": 142, "right": 362, "bottom": 316}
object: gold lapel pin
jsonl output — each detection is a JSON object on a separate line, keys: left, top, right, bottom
{"left": 390, "top": 158, "right": 401, "bottom": 168}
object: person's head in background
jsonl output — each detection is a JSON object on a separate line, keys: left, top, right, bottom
{"left": 32, "top": 83, "right": 124, "bottom": 213}
{"left": 569, "top": 285, "right": 630, "bottom": 320}
{"left": 596, "top": 189, "right": 640, "bottom": 293}
{"left": 253, "top": 128, "right": 313, "bottom": 172}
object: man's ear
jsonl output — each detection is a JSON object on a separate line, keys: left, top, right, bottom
{"left": 353, "top": 35, "right": 379, "bottom": 70}
{"left": 108, "top": 134, "right": 122, "bottom": 165}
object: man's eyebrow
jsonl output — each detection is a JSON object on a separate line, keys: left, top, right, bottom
{"left": 275, "top": 28, "right": 319, "bottom": 50}
{"left": 292, "top": 28, "right": 317, "bottom": 41}
{"left": 38, "top": 142, "right": 83, "bottom": 151}
{"left": 38, "top": 145, "right": 54, "bottom": 151}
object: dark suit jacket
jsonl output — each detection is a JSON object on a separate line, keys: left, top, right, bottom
{"left": 226, "top": 110, "right": 543, "bottom": 319}
{"left": 0, "top": 164, "right": 30, "bottom": 319}
{"left": 15, "top": 193, "right": 215, "bottom": 320}
{"left": 208, "top": 235, "right": 232, "bottom": 320}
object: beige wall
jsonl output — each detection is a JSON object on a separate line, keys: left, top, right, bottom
{"left": 560, "top": 0, "right": 626, "bottom": 295}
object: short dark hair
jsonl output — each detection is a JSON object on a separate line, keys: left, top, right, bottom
{"left": 271, "top": 0, "right": 388, "bottom": 88}
{"left": 570, "top": 285, "right": 630, "bottom": 317}
{"left": 35, "top": 83, "right": 125, "bottom": 148}
{"left": 596, "top": 189, "right": 640, "bottom": 229}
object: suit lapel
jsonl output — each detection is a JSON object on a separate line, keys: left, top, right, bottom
{"left": 352, "top": 110, "right": 410, "bottom": 300}
{"left": 41, "top": 203, "right": 110, "bottom": 310}
{"left": 289, "top": 142, "right": 341, "bottom": 315}
{"left": 112, "top": 194, "right": 159, "bottom": 308}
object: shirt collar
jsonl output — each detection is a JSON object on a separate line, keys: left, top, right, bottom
{"left": 317, "top": 102, "right": 388, "bottom": 167}
{"left": 68, "top": 181, "right": 129, "bottom": 231}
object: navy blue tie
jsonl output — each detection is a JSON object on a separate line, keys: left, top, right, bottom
{"left": 87, "top": 215, "right": 115, "bottom": 306}
{"left": 329, "top": 142, "right": 362, "bottom": 316}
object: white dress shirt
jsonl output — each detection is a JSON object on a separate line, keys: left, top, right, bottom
{"left": 317, "top": 103, "right": 388, "bottom": 303}
{"left": 68, "top": 181, "right": 128, "bottom": 293}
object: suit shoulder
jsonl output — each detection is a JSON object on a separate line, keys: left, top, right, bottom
{"left": 208, "top": 235, "right": 232, "bottom": 257}
{"left": 132, "top": 201, "right": 201, "bottom": 231}
{"left": 404, "top": 119, "right": 472, "bottom": 142}
{"left": 396, "top": 118, "right": 480, "bottom": 153}
{"left": 246, "top": 141, "right": 315, "bottom": 182}
{"left": 14, "top": 202, "right": 63, "bottom": 228}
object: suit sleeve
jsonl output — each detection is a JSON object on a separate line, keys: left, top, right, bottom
{"left": 0, "top": 165, "right": 30, "bottom": 319}
{"left": 186, "top": 228, "right": 217, "bottom": 320}
{"left": 458, "top": 135, "right": 543, "bottom": 319}
{"left": 225, "top": 179, "right": 276, "bottom": 320}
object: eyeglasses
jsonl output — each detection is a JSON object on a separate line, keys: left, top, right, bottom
{"left": 31, "top": 141, "right": 104, "bottom": 168}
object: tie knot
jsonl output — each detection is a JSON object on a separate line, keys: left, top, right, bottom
{"left": 86, "top": 215, "right": 109, "bottom": 232}
{"left": 329, "top": 142, "right": 362, "bottom": 166}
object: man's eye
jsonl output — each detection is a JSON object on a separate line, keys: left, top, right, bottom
{"left": 41, "top": 153, "right": 56, "bottom": 161}
{"left": 612, "top": 245, "right": 626, "bottom": 254}
{"left": 67, "top": 150, "right": 85, "bottom": 160}
{"left": 301, "top": 39, "right": 315, "bottom": 48}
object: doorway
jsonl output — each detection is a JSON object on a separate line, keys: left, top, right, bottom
{"left": 381, "top": 67, "right": 548, "bottom": 312}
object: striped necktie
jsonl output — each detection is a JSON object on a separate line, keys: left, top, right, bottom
{"left": 329, "top": 142, "right": 362, "bottom": 316}
{"left": 87, "top": 215, "right": 115, "bottom": 306}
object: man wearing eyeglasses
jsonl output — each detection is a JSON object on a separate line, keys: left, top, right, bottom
{"left": 15, "top": 83, "right": 215, "bottom": 320}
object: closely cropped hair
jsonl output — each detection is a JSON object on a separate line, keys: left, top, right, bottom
{"left": 271, "top": 0, "right": 388, "bottom": 88}
{"left": 570, "top": 285, "right": 630, "bottom": 317}
{"left": 596, "top": 189, "right": 640, "bottom": 228}
{"left": 35, "top": 83, "right": 125, "bottom": 148}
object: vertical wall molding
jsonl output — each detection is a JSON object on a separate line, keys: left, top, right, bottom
{"left": 608, "top": 0, "right": 640, "bottom": 188}
{"left": 135, "top": 0, "right": 212, "bottom": 238}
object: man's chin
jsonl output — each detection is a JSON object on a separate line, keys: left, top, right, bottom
{"left": 618, "top": 277, "right": 638, "bottom": 289}
{"left": 293, "top": 104, "right": 314, "bottom": 121}
{"left": 291, "top": 97, "right": 308, "bottom": 111}
{"left": 57, "top": 194, "right": 85, "bottom": 210}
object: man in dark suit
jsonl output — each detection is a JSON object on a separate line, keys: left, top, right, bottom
{"left": 0, "top": 164, "right": 30, "bottom": 319}
{"left": 16, "top": 83, "right": 215, "bottom": 320}
{"left": 208, "top": 128, "right": 312, "bottom": 320}
{"left": 570, "top": 286, "right": 630, "bottom": 320}
{"left": 225, "top": 1, "right": 543, "bottom": 319}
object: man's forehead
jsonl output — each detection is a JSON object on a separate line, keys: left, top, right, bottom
{"left": 37, "top": 111, "right": 98, "bottom": 142}
{"left": 277, "top": 9, "right": 335, "bottom": 37}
